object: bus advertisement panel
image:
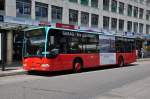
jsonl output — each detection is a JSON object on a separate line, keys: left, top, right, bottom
{"left": 99, "top": 35, "right": 116, "bottom": 65}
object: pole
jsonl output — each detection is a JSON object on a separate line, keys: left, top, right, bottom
{"left": 1, "top": 33, "right": 5, "bottom": 71}
{"left": 2, "top": 58, "right": 5, "bottom": 71}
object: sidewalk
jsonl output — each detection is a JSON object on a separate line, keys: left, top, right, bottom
{"left": 137, "top": 57, "right": 150, "bottom": 62}
{"left": 0, "top": 62, "right": 26, "bottom": 77}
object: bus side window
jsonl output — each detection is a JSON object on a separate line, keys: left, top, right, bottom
{"left": 70, "top": 42, "right": 78, "bottom": 49}
{"left": 59, "top": 37, "right": 68, "bottom": 54}
{"left": 60, "top": 43, "right": 68, "bottom": 54}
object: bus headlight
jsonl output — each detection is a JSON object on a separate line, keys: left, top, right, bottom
{"left": 23, "top": 63, "right": 27, "bottom": 67}
{"left": 41, "top": 64, "right": 50, "bottom": 68}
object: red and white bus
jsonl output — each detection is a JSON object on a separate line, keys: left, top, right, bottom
{"left": 23, "top": 23, "right": 136, "bottom": 72}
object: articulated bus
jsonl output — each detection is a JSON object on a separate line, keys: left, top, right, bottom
{"left": 23, "top": 24, "right": 136, "bottom": 72}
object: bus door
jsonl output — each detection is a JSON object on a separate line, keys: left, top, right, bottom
{"left": 99, "top": 35, "right": 116, "bottom": 65}
{"left": 83, "top": 34, "right": 99, "bottom": 67}
{"left": 48, "top": 29, "right": 73, "bottom": 71}
{"left": 123, "top": 38, "right": 136, "bottom": 64}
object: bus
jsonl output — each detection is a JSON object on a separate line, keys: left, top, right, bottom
{"left": 23, "top": 23, "right": 136, "bottom": 72}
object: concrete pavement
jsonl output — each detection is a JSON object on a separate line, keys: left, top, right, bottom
{"left": 0, "top": 68, "right": 26, "bottom": 77}
{"left": 136, "top": 57, "right": 150, "bottom": 62}
{"left": 0, "top": 62, "right": 26, "bottom": 77}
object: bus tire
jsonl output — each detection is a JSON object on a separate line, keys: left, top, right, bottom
{"left": 118, "top": 57, "right": 124, "bottom": 67}
{"left": 27, "top": 71, "right": 33, "bottom": 75}
{"left": 73, "top": 59, "right": 83, "bottom": 73}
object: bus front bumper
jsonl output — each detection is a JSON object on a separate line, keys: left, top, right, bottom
{"left": 23, "top": 63, "right": 52, "bottom": 71}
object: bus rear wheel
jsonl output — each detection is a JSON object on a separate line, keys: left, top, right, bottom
{"left": 118, "top": 57, "right": 124, "bottom": 67}
{"left": 73, "top": 60, "right": 82, "bottom": 73}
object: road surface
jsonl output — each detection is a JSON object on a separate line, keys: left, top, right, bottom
{"left": 0, "top": 61, "right": 150, "bottom": 99}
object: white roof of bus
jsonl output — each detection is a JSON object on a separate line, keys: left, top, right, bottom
{"left": 23, "top": 26, "right": 135, "bottom": 39}
{"left": 23, "top": 26, "right": 44, "bottom": 31}
{"left": 51, "top": 27, "right": 135, "bottom": 39}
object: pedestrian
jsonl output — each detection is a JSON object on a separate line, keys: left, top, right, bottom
{"left": 141, "top": 47, "right": 144, "bottom": 58}
{"left": 136, "top": 49, "right": 138, "bottom": 58}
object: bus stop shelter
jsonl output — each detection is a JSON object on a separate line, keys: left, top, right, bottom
{"left": 0, "top": 16, "right": 40, "bottom": 71}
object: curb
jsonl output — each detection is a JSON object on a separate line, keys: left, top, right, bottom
{"left": 0, "top": 70, "right": 27, "bottom": 77}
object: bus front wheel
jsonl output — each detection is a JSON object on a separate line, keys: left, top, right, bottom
{"left": 27, "top": 71, "right": 34, "bottom": 75}
{"left": 73, "top": 60, "right": 82, "bottom": 73}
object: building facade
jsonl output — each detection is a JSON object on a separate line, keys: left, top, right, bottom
{"left": 0, "top": 0, "right": 150, "bottom": 64}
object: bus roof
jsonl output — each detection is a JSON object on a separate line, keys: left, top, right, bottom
{"left": 50, "top": 26, "right": 103, "bottom": 35}
{"left": 50, "top": 27, "right": 135, "bottom": 39}
{"left": 23, "top": 26, "right": 44, "bottom": 31}
{"left": 24, "top": 26, "right": 135, "bottom": 39}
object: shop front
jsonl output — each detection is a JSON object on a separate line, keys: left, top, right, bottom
{"left": 0, "top": 16, "right": 40, "bottom": 67}
{"left": 142, "top": 34, "right": 150, "bottom": 58}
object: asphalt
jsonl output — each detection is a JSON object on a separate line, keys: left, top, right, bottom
{"left": 0, "top": 58, "right": 149, "bottom": 77}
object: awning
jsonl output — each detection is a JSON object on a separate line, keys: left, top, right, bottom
{"left": 0, "top": 16, "right": 40, "bottom": 30}
{"left": 0, "top": 22, "right": 29, "bottom": 30}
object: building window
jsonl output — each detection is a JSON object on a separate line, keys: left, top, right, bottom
{"left": 51, "top": 5, "right": 63, "bottom": 22}
{"left": 146, "top": 10, "right": 150, "bottom": 20}
{"left": 69, "top": 0, "right": 78, "bottom": 3}
{"left": 119, "top": 2, "right": 124, "bottom": 14}
{"left": 81, "top": 0, "right": 89, "bottom": 6}
{"left": 127, "top": 21, "right": 132, "bottom": 32}
{"left": 111, "top": 0, "right": 117, "bottom": 13}
{"left": 133, "top": 22, "right": 138, "bottom": 33}
{"left": 91, "top": 0, "right": 98, "bottom": 8}
{"left": 139, "top": 23, "right": 143, "bottom": 33}
{"left": 119, "top": 19, "right": 124, "bottom": 31}
{"left": 146, "top": 25, "right": 150, "bottom": 34}
{"left": 35, "top": 2, "right": 48, "bottom": 21}
{"left": 0, "top": 0, "right": 5, "bottom": 11}
{"left": 127, "top": 5, "right": 132, "bottom": 17}
{"left": 139, "top": 0, "right": 144, "bottom": 4}
{"left": 81, "top": 12, "right": 89, "bottom": 26}
{"left": 69, "top": 9, "right": 78, "bottom": 25}
{"left": 16, "top": 0, "right": 31, "bottom": 18}
{"left": 139, "top": 8, "right": 144, "bottom": 19}
{"left": 111, "top": 18, "right": 117, "bottom": 30}
{"left": 133, "top": 0, "right": 138, "bottom": 2}
{"left": 103, "top": 16, "right": 109, "bottom": 29}
{"left": 103, "top": 0, "right": 109, "bottom": 11}
{"left": 133, "top": 6, "right": 138, "bottom": 18}
{"left": 146, "top": 0, "right": 150, "bottom": 4}
{"left": 91, "top": 14, "right": 99, "bottom": 27}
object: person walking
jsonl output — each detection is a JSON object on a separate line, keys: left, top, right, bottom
{"left": 136, "top": 49, "right": 138, "bottom": 58}
{"left": 141, "top": 47, "right": 144, "bottom": 58}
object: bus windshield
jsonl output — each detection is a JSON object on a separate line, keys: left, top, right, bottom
{"left": 23, "top": 28, "right": 46, "bottom": 57}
